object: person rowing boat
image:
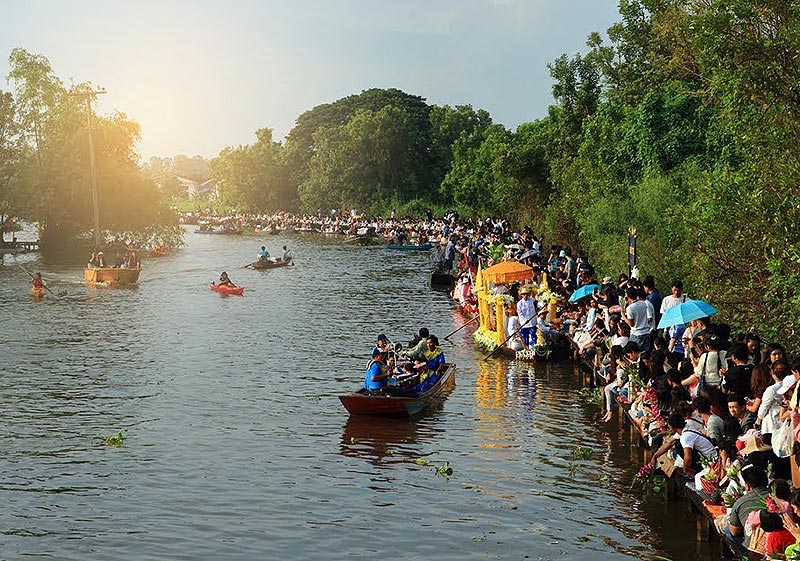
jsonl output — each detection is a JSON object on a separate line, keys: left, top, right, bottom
{"left": 216, "top": 271, "right": 236, "bottom": 287}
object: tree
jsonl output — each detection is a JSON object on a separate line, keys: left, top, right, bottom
{"left": 210, "top": 128, "right": 290, "bottom": 211}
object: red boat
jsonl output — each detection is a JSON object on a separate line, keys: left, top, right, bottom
{"left": 210, "top": 283, "right": 244, "bottom": 296}
{"left": 339, "top": 363, "right": 456, "bottom": 417}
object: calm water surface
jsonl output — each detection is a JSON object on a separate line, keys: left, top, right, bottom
{"left": 1, "top": 229, "right": 718, "bottom": 560}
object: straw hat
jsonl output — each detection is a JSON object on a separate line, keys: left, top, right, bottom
{"left": 740, "top": 435, "right": 772, "bottom": 455}
{"left": 519, "top": 286, "right": 531, "bottom": 295}
{"left": 537, "top": 307, "right": 549, "bottom": 317}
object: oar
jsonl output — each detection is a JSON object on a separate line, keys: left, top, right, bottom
{"left": 483, "top": 314, "right": 537, "bottom": 361}
{"left": 443, "top": 316, "right": 479, "bottom": 341}
{"left": 241, "top": 261, "right": 257, "bottom": 269}
{"left": 18, "top": 264, "right": 59, "bottom": 299}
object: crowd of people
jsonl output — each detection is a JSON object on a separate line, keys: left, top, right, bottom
{"left": 561, "top": 274, "right": 800, "bottom": 559}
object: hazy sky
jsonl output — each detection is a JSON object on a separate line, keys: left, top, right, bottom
{"left": 1, "top": 0, "right": 620, "bottom": 160}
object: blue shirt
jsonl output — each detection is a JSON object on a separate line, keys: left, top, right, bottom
{"left": 364, "top": 360, "right": 386, "bottom": 391}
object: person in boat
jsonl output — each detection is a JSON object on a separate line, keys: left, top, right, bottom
{"left": 87, "top": 251, "right": 100, "bottom": 268}
{"left": 281, "top": 245, "right": 291, "bottom": 262}
{"left": 258, "top": 246, "right": 271, "bottom": 265}
{"left": 217, "top": 271, "right": 236, "bottom": 287}
{"left": 375, "top": 333, "right": 392, "bottom": 355}
{"left": 535, "top": 307, "right": 559, "bottom": 344}
{"left": 411, "top": 335, "right": 446, "bottom": 392}
{"left": 516, "top": 285, "right": 537, "bottom": 350}
{"left": 97, "top": 251, "right": 107, "bottom": 268}
{"left": 30, "top": 272, "right": 46, "bottom": 289}
{"left": 404, "top": 327, "right": 430, "bottom": 361}
{"left": 364, "top": 347, "right": 392, "bottom": 394}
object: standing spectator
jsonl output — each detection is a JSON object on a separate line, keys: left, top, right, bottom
{"left": 625, "top": 287, "right": 653, "bottom": 354}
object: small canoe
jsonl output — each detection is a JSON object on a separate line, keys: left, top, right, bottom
{"left": 148, "top": 248, "right": 169, "bottom": 257}
{"left": 210, "top": 283, "right": 244, "bottom": 296}
{"left": 339, "top": 363, "right": 456, "bottom": 417}
{"left": 252, "top": 257, "right": 292, "bottom": 270}
{"left": 30, "top": 286, "right": 46, "bottom": 299}
{"left": 384, "top": 242, "right": 432, "bottom": 251}
{"left": 84, "top": 268, "right": 141, "bottom": 285}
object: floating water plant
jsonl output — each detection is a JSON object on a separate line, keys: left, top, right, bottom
{"left": 437, "top": 461, "right": 453, "bottom": 477}
{"left": 104, "top": 431, "right": 124, "bottom": 447}
{"left": 571, "top": 446, "right": 594, "bottom": 460}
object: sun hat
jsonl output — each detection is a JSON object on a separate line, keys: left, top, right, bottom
{"left": 559, "top": 250, "right": 566, "bottom": 257}
{"left": 740, "top": 435, "right": 772, "bottom": 455}
{"left": 777, "top": 374, "right": 797, "bottom": 396}
{"left": 602, "top": 276, "right": 613, "bottom": 285}
{"left": 537, "top": 308, "right": 548, "bottom": 316}
{"left": 519, "top": 286, "right": 531, "bottom": 295}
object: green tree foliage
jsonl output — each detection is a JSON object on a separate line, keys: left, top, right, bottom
{"left": 4, "top": 48, "right": 178, "bottom": 251}
{"left": 298, "top": 105, "right": 426, "bottom": 213}
{"left": 210, "top": 128, "right": 290, "bottom": 211}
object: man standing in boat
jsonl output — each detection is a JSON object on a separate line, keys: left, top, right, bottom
{"left": 516, "top": 286, "right": 537, "bottom": 350}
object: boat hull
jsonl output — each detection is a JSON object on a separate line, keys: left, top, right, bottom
{"left": 210, "top": 283, "right": 244, "bottom": 296}
{"left": 84, "top": 268, "right": 141, "bottom": 285}
{"left": 430, "top": 272, "right": 455, "bottom": 288}
{"left": 30, "top": 287, "right": 45, "bottom": 299}
{"left": 339, "top": 363, "right": 456, "bottom": 417}
{"left": 252, "top": 257, "right": 292, "bottom": 270}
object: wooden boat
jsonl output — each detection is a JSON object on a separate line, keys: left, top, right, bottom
{"left": 385, "top": 242, "right": 432, "bottom": 251}
{"left": 430, "top": 272, "right": 455, "bottom": 288}
{"left": 210, "top": 283, "right": 244, "bottom": 296}
{"left": 30, "top": 286, "right": 45, "bottom": 299}
{"left": 252, "top": 257, "right": 292, "bottom": 270}
{"left": 84, "top": 268, "right": 141, "bottom": 285}
{"left": 339, "top": 363, "right": 456, "bottom": 417}
{"left": 148, "top": 247, "right": 169, "bottom": 257}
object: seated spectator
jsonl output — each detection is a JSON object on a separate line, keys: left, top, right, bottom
{"left": 716, "top": 463, "right": 769, "bottom": 552}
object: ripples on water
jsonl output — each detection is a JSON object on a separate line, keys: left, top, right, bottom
{"left": 0, "top": 229, "right": 716, "bottom": 560}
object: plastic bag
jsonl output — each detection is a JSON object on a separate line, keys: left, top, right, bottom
{"left": 772, "top": 420, "right": 794, "bottom": 458}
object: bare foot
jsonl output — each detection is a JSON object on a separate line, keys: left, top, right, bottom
{"left": 601, "top": 412, "right": 612, "bottom": 422}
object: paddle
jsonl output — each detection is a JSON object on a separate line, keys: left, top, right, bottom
{"left": 483, "top": 314, "right": 537, "bottom": 361}
{"left": 241, "top": 261, "right": 258, "bottom": 269}
{"left": 443, "top": 316, "right": 478, "bottom": 341}
{"left": 18, "top": 264, "right": 59, "bottom": 299}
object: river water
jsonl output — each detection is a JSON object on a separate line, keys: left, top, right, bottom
{"left": 0, "top": 228, "right": 718, "bottom": 560}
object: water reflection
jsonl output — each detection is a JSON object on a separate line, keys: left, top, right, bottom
{"left": 339, "top": 416, "right": 422, "bottom": 465}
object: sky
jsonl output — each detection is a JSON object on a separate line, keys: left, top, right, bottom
{"left": 0, "top": 0, "right": 621, "bottom": 161}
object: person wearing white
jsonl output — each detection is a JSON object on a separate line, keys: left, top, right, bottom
{"left": 660, "top": 280, "right": 688, "bottom": 316}
{"left": 757, "top": 370, "right": 795, "bottom": 435}
{"left": 625, "top": 287, "right": 653, "bottom": 353}
{"left": 516, "top": 286, "right": 537, "bottom": 348}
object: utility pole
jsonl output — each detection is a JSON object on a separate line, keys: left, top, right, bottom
{"left": 70, "top": 88, "right": 106, "bottom": 248}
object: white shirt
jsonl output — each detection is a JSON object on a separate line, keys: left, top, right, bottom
{"left": 693, "top": 350, "right": 727, "bottom": 387}
{"left": 758, "top": 381, "right": 783, "bottom": 434}
{"left": 625, "top": 300, "right": 652, "bottom": 336}
{"left": 516, "top": 297, "right": 537, "bottom": 326}
{"left": 660, "top": 294, "right": 687, "bottom": 315}
{"left": 506, "top": 315, "right": 521, "bottom": 338}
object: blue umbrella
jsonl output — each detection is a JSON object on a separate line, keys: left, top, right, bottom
{"left": 568, "top": 284, "right": 600, "bottom": 302}
{"left": 657, "top": 299, "right": 719, "bottom": 329}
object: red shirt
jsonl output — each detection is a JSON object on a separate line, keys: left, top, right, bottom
{"left": 766, "top": 529, "right": 796, "bottom": 556}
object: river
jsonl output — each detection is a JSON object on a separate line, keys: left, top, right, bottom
{"left": 0, "top": 228, "right": 719, "bottom": 560}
